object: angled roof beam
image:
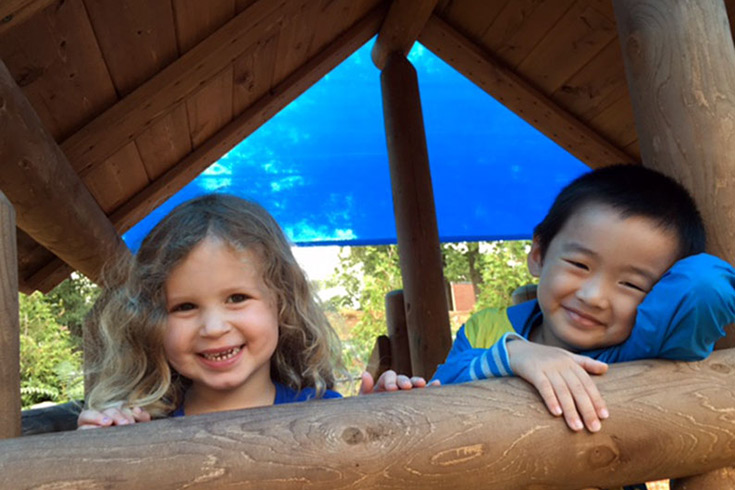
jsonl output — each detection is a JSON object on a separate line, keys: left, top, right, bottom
{"left": 0, "top": 0, "right": 55, "bottom": 36}
{"left": 419, "top": 15, "right": 634, "bottom": 169}
{"left": 60, "top": 0, "right": 298, "bottom": 177}
{"left": 371, "top": 0, "right": 439, "bottom": 70}
{"left": 109, "top": 5, "right": 387, "bottom": 234}
{"left": 0, "top": 60, "right": 127, "bottom": 283}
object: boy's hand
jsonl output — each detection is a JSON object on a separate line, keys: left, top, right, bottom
{"left": 507, "top": 340, "right": 609, "bottom": 432}
{"left": 77, "top": 405, "right": 151, "bottom": 429}
{"left": 358, "top": 370, "right": 440, "bottom": 395}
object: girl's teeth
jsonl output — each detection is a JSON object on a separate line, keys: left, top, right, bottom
{"left": 202, "top": 346, "right": 241, "bottom": 361}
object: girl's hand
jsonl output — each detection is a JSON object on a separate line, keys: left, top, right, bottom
{"left": 507, "top": 340, "right": 609, "bottom": 432}
{"left": 77, "top": 405, "right": 151, "bottom": 429}
{"left": 358, "top": 370, "right": 440, "bottom": 394}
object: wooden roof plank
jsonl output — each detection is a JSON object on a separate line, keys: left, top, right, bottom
{"left": 418, "top": 14, "right": 635, "bottom": 168}
{"left": 478, "top": 0, "right": 576, "bottom": 69}
{"left": 172, "top": 0, "right": 236, "bottom": 54}
{"left": 60, "top": 0, "right": 293, "bottom": 176}
{"left": 83, "top": 0, "right": 179, "bottom": 97}
{"left": 186, "top": 66, "right": 234, "bottom": 148}
{"left": 0, "top": 0, "right": 55, "bottom": 36}
{"left": 516, "top": 1, "right": 618, "bottom": 94}
{"left": 109, "top": 3, "right": 387, "bottom": 234}
{"left": 82, "top": 142, "right": 150, "bottom": 214}
{"left": 437, "top": 0, "right": 506, "bottom": 41}
{"left": 0, "top": 0, "right": 118, "bottom": 141}
{"left": 371, "top": 0, "right": 439, "bottom": 70}
{"left": 232, "top": 33, "right": 278, "bottom": 115}
{"left": 272, "top": 1, "right": 320, "bottom": 84}
{"left": 135, "top": 103, "right": 192, "bottom": 181}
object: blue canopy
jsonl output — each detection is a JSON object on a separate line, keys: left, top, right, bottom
{"left": 123, "top": 39, "right": 588, "bottom": 251}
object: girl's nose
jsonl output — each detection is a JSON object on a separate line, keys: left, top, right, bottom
{"left": 200, "top": 309, "right": 231, "bottom": 337}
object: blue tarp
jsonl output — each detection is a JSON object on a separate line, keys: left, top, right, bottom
{"left": 122, "top": 38, "right": 588, "bottom": 251}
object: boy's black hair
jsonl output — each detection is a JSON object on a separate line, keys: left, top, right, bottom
{"left": 533, "top": 164, "right": 706, "bottom": 259}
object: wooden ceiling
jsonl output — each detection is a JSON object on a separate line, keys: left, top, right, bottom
{"left": 2, "top": 0, "right": 734, "bottom": 294}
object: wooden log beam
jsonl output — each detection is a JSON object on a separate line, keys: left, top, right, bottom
{"left": 613, "top": 1, "right": 735, "bottom": 485}
{"left": 613, "top": 0, "right": 735, "bottom": 264}
{"left": 371, "top": 0, "right": 439, "bottom": 70}
{"left": 380, "top": 53, "right": 452, "bottom": 378}
{"left": 0, "top": 0, "right": 55, "bottom": 36}
{"left": 0, "top": 191, "right": 20, "bottom": 439}
{"left": 108, "top": 4, "right": 387, "bottom": 234}
{"left": 0, "top": 60, "right": 128, "bottom": 282}
{"left": 2, "top": 349, "right": 735, "bottom": 488}
{"left": 418, "top": 15, "right": 634, "bottom": 168}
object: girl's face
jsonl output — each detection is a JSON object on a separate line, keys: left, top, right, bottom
{"left": 163, "top": 237, "right": 279, "bottom": 411}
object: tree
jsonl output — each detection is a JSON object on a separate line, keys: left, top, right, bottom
{"left": 327, "top": 241, "right": 535, "bottom": 380}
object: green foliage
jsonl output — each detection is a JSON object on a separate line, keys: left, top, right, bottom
{"left": 18, "top": 273, "right": 98, "bottom": 408}
{"left": 19, "top": 292, "right": 84, "bottom": 408}
{"left": 327, "top": 241, "right": 535, "bottom": 380}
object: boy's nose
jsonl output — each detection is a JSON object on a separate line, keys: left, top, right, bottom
{"left": 576, "top": 276, "right": 609, "bottom": 308}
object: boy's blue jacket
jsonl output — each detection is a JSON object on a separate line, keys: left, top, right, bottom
{"left": 432, "top": 253, "right": 735, "bottom": 384}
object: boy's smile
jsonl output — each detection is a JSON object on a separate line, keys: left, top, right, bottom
{"left": 163, "top": 237, "right": 279, "bottom": 414}
{"left": 527, "top": 203, "right": 680, "bottom": 352}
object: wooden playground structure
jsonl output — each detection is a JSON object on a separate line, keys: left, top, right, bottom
{"left": 1, "top": 0, "right": 734, "bottom": 487}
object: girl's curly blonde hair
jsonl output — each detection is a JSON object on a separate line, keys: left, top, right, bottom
{"left": 85, "top": 194, "right": 344, "bottom": 417}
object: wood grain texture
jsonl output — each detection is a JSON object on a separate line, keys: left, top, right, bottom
{"left": 0, "top": 0, "right": 117, "bottom": 141}
{"left": 60, "top": 0, "right": 290, "bottom": 176}
{"left": 381, "top": 53, "right": 452, "bottom": 379}
{"left": 419, "top": 15, "right": 636, "bottom": 167}
{"left": 0, "top": 191, "right": 20, "bottom": 439}
{"left": 371, "top": 0, "right": 439, "bottom": 70}
{"left": 385, "top": 290, "right": 412, "bottom": 377}
{"left": 614, "top": 0, "right": 735, "bottom": 264}
{"left": 0, "top": 59, "right": 126, "bottom": 281}
{"left": 0, "top": 0, "right": 55, "bottom": 36}
{"left": 2, "top": 350, "right": 735, "bottom": 488}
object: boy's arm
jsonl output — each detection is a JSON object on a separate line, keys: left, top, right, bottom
{"left": 589, "top": 253, "right": 735, "bottom": 363}
{"left": 430, "top": 326, "right": 519, "bottom": 384}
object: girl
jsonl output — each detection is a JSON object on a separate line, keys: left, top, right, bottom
{"left": 79, "top": 194, "right": 345, "bottom": 427}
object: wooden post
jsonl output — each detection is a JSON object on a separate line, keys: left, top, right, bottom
{"left": 0, "top": 59, "right": 128, "bottom": 282}
{"left": 0, "top": 191, "right": 20, "bottom": 439}
{"left": 385, "top": 290, "right": 412, "bottom": 376}
{"left": 380, "top": 53, "right": 452, "bottom": 378}
{"left": 614, "top": 0, "right": 735, "bottom": 485}
{"left": 1, "top": 350, "right": 735, "bottom": 488}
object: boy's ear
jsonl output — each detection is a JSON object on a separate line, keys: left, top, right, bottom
{"left": 527, "top": 237, "right": 544, "bottom": 278}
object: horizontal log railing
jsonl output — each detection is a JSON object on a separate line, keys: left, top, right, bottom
{"left": 2, "top": 349, "right": 734, "bottom": 489}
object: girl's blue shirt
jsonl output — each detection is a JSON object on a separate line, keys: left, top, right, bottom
{"left": 171, "top": 382, "right": 342, "bottom": 417}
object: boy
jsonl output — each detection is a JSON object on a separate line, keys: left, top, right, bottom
{"left": 432, "top": 165, "right": 735, "bottom": 433}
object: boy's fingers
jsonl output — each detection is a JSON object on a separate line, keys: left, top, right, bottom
{"left": 529, "top": 374, "right": 563, "bottom": 418}
{"left": 561, "top": 370, "right": 601, "bottom": 433}
{"left": 409, "top": 376, "right": 427, "bottom": 388}
{"left": 380, "top": 370, "right": 398, "bottom": 391}
{"left": 547, "top": 371, "right": 584, "bottom": 432}
{"left": 573, "top": 354, "right": 608, "bottom": 375}
{"left": 429, "top": 379, "right": 441, "bottom": 386}
{"left": 574, "top": 366, "right": 609, "bottom": 420}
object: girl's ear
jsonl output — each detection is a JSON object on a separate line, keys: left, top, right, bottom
{"left": 527, "top": 237, "right": 544, "bottom": 278}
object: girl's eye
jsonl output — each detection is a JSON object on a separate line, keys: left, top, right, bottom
{"left": 621, "top": 281, "right": 646, "bottom": 293}
{"left": 171, "top": 302, "right": 196, "bottom": 313}
{"left": 227, "top": 294, "right": 249, "bottom": 304}
{"left": 565, "top": 259, "right": 589, "bottom": 270}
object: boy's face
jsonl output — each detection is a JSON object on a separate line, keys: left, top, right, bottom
{"left": 527, "top": 203, "right": 679, "bottom": 352}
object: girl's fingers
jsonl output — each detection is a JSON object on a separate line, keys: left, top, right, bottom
{"left": 409, "top": 376, "right": 427, "bottom": 388}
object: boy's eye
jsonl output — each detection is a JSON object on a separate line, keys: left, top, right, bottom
{"left": 564, "top": 259, "right": 589, "bottom": 270}
{"left": 621, "top": 281, "right": 646, "bottom": 293}
{"left": 171, "top": 302, "right": 196, "bottom": 313}
{"left": 226, "top": 293, "right": 249, "bottom": 304}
